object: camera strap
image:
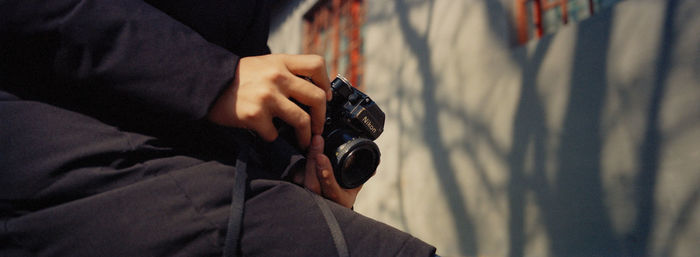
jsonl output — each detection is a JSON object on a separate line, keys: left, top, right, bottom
{"left": 222, "top": 136, "right": 250, "bottom": 257}
{"left": 221, "top": 130, "right": 349, "bottom": 257}
{"left": 308, "top": 189, "right": 350, "bottom": 257}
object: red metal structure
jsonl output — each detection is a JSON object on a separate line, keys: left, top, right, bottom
{"left": 515, "top": 0, "right": 596, "bottom": 45}
{"left": 303, "top": 0, "right": 364, "bottom": 88}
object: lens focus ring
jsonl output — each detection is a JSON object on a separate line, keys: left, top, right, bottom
{"left": 332, "top": 138, "right": 380, "bottom": 189}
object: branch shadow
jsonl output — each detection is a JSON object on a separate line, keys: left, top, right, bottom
{"left": 505, "top": 1, "right": 684, "bottom": 255}
{"left": 503, "top": 4, "right": 622, "bottom": 257}
{"left": 630, "top": 0, "right": 680, "bottom": 256}
{"left": 393, "top": 0, "right": 478, "bottom": 255}
{"left": 660, "top": 178, "right": 700, "bottom": 257}
{"left": 368, "top": 0, "right": 688, "bottom": 256}
{"left": 506, "top": 36, "right": 552, "bottom": 257}
{"left": 543, "top": 9, "right": 619, "bottom": 256}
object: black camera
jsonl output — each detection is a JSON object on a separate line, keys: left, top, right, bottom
{"left": 321, "top": 76, "right": 385, "bottom": 188}
{"left": 277, "top": 75, "right": 385, "bottom": 189}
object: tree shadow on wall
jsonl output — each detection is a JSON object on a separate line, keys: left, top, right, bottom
{"left": 502, "top": 0, "right": 684, "bottom": 256}
{"left": 631, "top": 0, "right": 681, "bottom": 256}
{"left": 386, "top": 0, "right": 687, "bottom": 256}
{"left": 542, "top": 9, "right": 619, "bottom": 256}
{"left": 393, "top": 0, "right": 478, "bottom": 255}
{"left": 505, "top": 33, "right": 552, "bottom": 257}
{"left": 506, "top": 6, "right": 624, "bottom": 257}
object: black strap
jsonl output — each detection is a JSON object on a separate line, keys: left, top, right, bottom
{"left": 222, "top": 143, "right": 249, "bottom": 257}
{"left": 309, "top": 190, "right": 350, "bottom": 257}
{"left": 221, "top": 130, "right": 349, "bottom": 257}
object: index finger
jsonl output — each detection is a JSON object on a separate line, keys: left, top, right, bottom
{"left": 282, "top": 54, "right": 332, "bottom": 101}
{"left": 284, "top": 76, "right": 327, "bottom": 135}
{"left": 270, "top": 94, "right": 312, "bottom": 149}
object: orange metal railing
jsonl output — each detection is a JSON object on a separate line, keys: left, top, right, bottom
{"left": 516, "top": 0, "right": 596, "bottom": 44}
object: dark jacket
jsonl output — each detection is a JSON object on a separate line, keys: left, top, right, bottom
{"left": 0, "top": 1, "right": 438, "bottom": 256}
{"left": 1, "top": 0, "right": 270, "bottom": 255}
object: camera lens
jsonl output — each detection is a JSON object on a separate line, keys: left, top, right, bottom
{"left": 341, "top": 148, "right": 376, "bottom": 186}
{"left": 328, "top": 135, "right": 380, "bottom": 189}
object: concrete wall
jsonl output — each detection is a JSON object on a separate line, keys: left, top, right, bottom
{"left": 268, "top": 0, "right": 700, "bottom": 256}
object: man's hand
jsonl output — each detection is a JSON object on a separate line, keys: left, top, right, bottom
{"left": 208, "top": 54, "right": 332, "bottom": 149}
{"left": 294, "top": 135, "right": 362, "bottom": 208}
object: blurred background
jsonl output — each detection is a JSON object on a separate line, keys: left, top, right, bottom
{"left": 267, "top": 0, "right": 700, "bottom": 256}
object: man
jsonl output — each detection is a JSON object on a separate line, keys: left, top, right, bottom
{"left": 0, "top": 0, "right": 436, "bottom": 256}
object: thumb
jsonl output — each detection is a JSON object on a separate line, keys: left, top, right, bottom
{"left": 303, "top": 135, "right": 324, "bottom": 194}
{"left": 316, "top": 153, "right": 348, "bottom": 206}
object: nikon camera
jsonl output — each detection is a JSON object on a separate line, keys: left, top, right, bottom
{"left": 278, "top": 75, "right": 385, "bottom": 189}
{"left": 321, "top": 76, "right": 385, "bottom": 188}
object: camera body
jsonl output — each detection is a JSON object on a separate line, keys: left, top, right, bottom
{"left": 276, "top": 75, "right": 384, "bottom": 188}
{"left": 321, "top": 76, "right": 385, "bottom": 188}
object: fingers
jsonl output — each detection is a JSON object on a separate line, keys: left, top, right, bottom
{"left": 315, "top": 153, "right": 338, "bottom": 200}
{"left": 269, "top": 93, "right": 312, "bottom": 148}
{"left": 303, "top": 135, "right": 324, "bottom": 194}
{"left": 301, "top": 135, "right": 360, "bottom": 208}
{"left": 282, "top": 54, "right": 332, "bottom": 101}
{"left": 282, "top": 76, "right": 327, "bottom": 135}
{"left": 208, "top": 54, "right": 331, "bottom": 149}
{"left": 254, "top": 78, "right": 323, "bottom": 147}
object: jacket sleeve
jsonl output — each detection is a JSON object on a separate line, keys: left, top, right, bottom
{"left": 0, "top": 0, "right": 239, "bottom": 121}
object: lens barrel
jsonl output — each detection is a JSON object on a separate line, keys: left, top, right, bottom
{"left": 324, "top": 130, "right": 380, "bottom": 189}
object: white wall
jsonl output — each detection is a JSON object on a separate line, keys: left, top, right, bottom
{"left": 269, "top": 0, "right": 700, "bottom": 256}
